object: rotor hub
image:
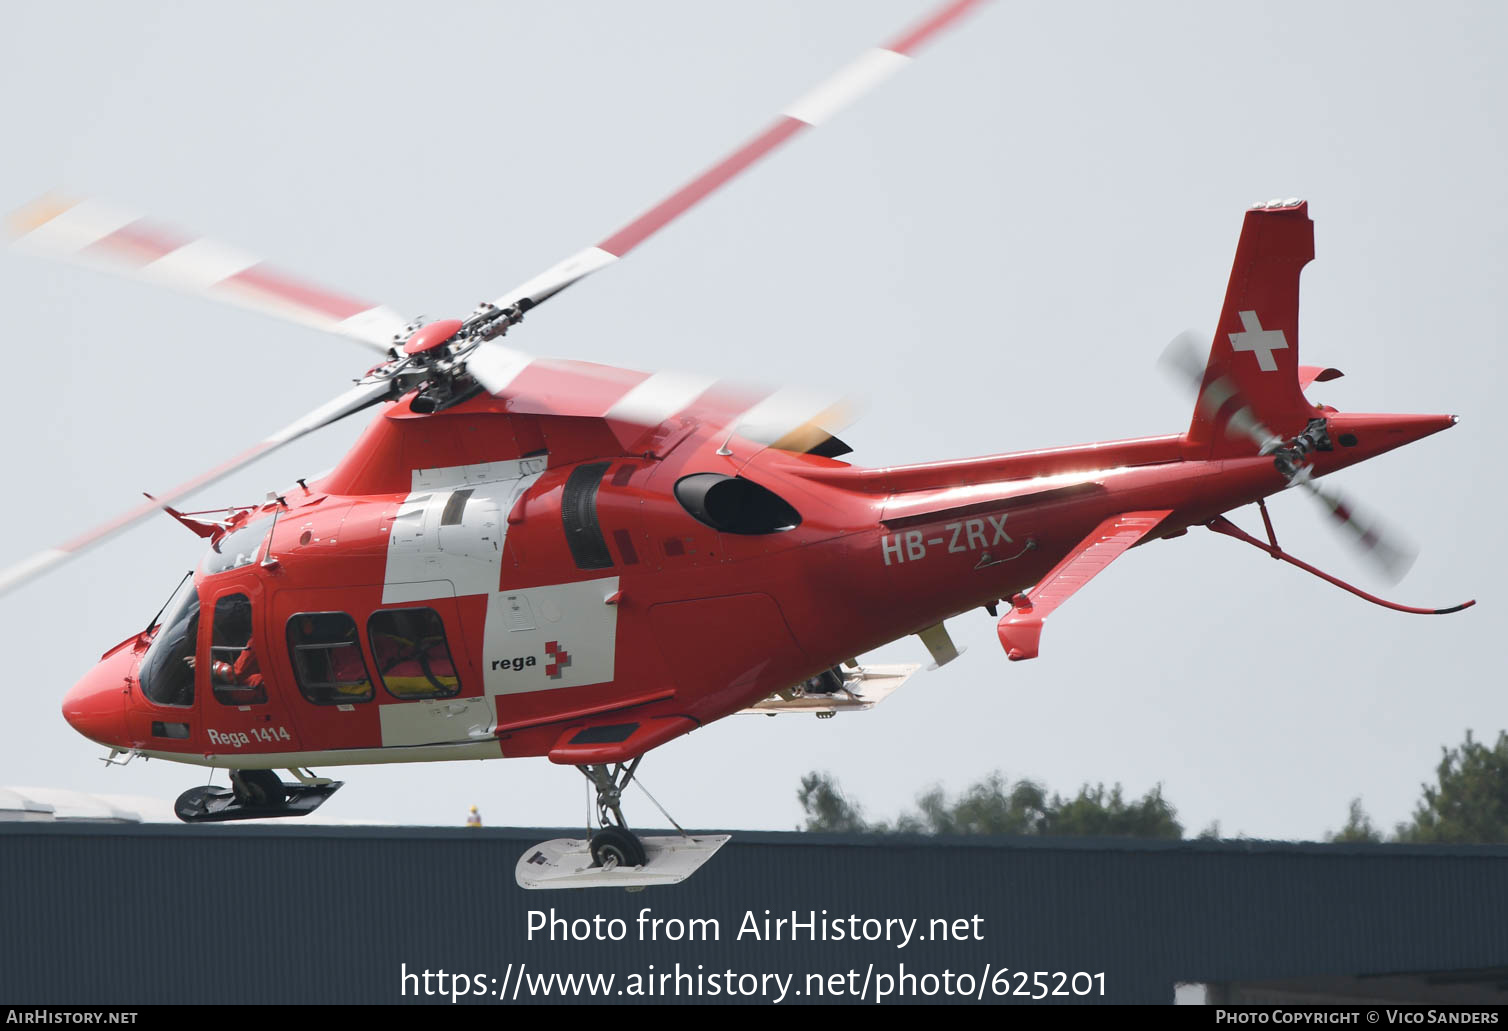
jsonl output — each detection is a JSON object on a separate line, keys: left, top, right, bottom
{"left": 402, "top": 318, "right": 465, "bottom": 357}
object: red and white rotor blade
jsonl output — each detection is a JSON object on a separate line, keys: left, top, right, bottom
{"left": 484, "top": 355, "right": 863, "bottom": 456}
{"left": 470, "top": 0, "right": 987, "bottom": 392}
{"left": 0, "top": 379, "right": 392, "bottom": 598}
{"left": 9, "top": 196, "right": 409, "bottom": 353}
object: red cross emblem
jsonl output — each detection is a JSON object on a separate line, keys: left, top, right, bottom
{"left": 545, "top": 641, "right": 571, "bottom": 680}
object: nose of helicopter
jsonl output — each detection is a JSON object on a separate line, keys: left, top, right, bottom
{"left": 61, "top": 647, "right": 133, "bottom": 747}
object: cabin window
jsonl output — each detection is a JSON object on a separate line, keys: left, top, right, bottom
{"left": 673, "top": 473, "right": 802, "bottom": 535}
{"left": 139, "top": 578, "right": 199, "bottom": 708}
{"left": 441, "top": 488, "right": 473, "bottom": 526}
{"left": 286, "top": 611, "right": 373, "bottom": 705}
{"left": 210, "top": 594, "right": 266, "bottom": 706}
{"left": 201, "top": 518, "right": 270, "bottom": 576}
{"left": 368, "top": 608, "right": 462, "bottom": 701}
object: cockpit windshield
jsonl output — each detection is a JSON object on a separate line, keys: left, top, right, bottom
{"left": 201, "top": 518, "right": 271, "bottom": 576}
{"left": 139, "top": 576, "right": 200, "bottom": 707}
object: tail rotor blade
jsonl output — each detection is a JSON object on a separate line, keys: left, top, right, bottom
{"left": 1158, "top": 329, "right": 1207, "bottom": 392}
{"left": 1161, "top": 329, "right": 1281, "bottom": 453}
{"left": 1296, "top": 478, "right": 1418, "bottom": 584}
{"left": 1159, "top": 330, "right": 1417, "bottom": 583}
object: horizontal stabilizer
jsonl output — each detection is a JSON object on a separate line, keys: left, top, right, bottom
{"left": 1298, "top": 365, "right": 1343, "bottom": 390}
{"left": 997, "top": 510, "right": 1172, "bottom": 661}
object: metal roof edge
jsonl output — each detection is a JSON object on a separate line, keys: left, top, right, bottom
{"left": 3, "top": 821, "right": 1507, "bottom": 859}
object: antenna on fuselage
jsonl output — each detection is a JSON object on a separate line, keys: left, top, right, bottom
{"left": 260, "top": 492, "right": 288, "bottom": 571}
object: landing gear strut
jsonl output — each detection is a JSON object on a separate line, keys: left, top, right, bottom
{"left": 579, "top": 760, "right": 648, "bottom": 869}
{"left": 516, "top": 759, "right": 729, "bottom": 889}
{"left": 230, "top": 768, "right": 287, "bottom": 807}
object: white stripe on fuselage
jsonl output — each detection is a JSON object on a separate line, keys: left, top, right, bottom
{"left": 377, "top": 457, "right": 622, "bottom": 748}
{"left": 483, "top": 577, "right": 620, "bottom": 698}
{"left": 151, "top": 739, "right": 505, "bottom": 769}
{"left": 382, "top": 457, "right": 547, "bottom": 604}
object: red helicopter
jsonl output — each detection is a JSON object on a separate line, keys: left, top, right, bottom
{"left": 3, "top": 0, "right": 1473, "bottom": 888}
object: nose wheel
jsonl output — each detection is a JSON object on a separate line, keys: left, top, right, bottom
{"left": 579, "top": 760, "right": 649, "bottom": 869}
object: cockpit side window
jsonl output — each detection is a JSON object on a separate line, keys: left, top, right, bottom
{"left": 139, "top": 580, "right": 199, "bottom": 708}
{"left": 211, "top": 594, "right": 266, "bottom": 706}
{"left": 368, "top": 608, "right": 462, "bottom": 700}
{"left": 201, "top": 519, "right": 270, "bottom": 576}
{"left": 286, "top": 611, "right": 373, "bottom": 705}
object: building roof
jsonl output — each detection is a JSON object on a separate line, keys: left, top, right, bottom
{"left": 3, "top": 823, "right": 1505, "bottom": 1004}
{"left": 0, "top": 786, "right": 146, "bottom": 822}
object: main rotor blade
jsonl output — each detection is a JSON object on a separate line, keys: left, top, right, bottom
{"left": 490, "top": 356, "right": 865, "bottom": 458}
{"left": 0, "top": 379, "right": 393, "bottom": 598}
{"left": 471, "top": 0, "right": 987, "bottom": 392}
{"left": 9, "top": 196, "right": 410, "bottom": 353}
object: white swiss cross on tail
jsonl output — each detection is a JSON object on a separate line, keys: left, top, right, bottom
{"left": 1228, "top": 310, "right": 1288, "bottom": 372}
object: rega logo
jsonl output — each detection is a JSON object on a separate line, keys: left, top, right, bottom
{"left": 491, "top": 656, "right": 538, "bottom": 672}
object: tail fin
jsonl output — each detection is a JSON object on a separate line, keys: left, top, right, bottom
{"left": 1187, "top": 200, "right": 1322, "bottom": 457}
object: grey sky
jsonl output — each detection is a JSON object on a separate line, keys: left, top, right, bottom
{"left": 0, "top": 1, "right": 1501, "bottom": 837}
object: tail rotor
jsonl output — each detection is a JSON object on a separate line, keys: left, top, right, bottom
{"left": 1160, "top": 330, "right": 1418, "bottom": 584}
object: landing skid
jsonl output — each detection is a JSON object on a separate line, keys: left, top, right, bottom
{"left": 174, "top": 779, "right": 343, "bottom": 823}
{"left": 515, "top": 758, "right": 725, "bottom": 889}
{"left": 516, "top": 834, "right": 731, "bottom": 890}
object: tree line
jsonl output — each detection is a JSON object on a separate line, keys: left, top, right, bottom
{"left": 797, "top": 729, "right": 1508, "bottom": 844}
